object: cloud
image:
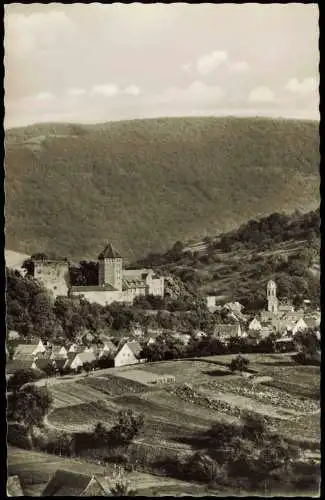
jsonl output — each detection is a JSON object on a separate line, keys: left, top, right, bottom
{"left": 249, "top": 86, "right": 275, "bottom": 102}
{"left": 67, "top": 87, "right": 86, "bottom": 96}
{"left": 124, "top": 85, "right": 141, "bottom": 96}
{"left": 5, "top": 10, "right": 76, "bottom": 56}
{"left": 228, "top": 60, "right": 249, "bottom": 73}
{"left": 91, "top": 84, "right": 119, "bottom": 97}
{"left": 284, "top": 77, "right": 318, "bottom": 95}
{"left": 196, "top": 50, "right": 228, "bottom": 75}
{"left": 35, "top": 92, "right": 55, "bottom": 101}
{"left": 181, "top": 63, "right": 192, "bottom": 73}
{"left": 161, "top": 81, "right": 224, "bottom": 105}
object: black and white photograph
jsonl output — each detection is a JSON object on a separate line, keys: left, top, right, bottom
{"left": 4, "top": 3, "right": 320, "bottom": 497}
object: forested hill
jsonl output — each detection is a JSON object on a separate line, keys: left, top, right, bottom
{"left": 133, "top": 209, "right": 320, "bottom": 309}
{"left": 5, "top": 116, "right": 319, "bottom": 260}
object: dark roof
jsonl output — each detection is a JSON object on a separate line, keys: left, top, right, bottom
{"left": 98, "top": 243, "right": 121, "bottom": 260}
{"left": 7, "top": 475, "right": 24, "bottom": 496}
{"left": 6, "top": 360, "right": 33, "bottom": 374}
{"left": 42, "top": 469, "right": 93, "bottom": 496}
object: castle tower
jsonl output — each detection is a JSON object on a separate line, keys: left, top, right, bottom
{"left": 98, "top": 243, "right": 123, "bottom": 291}
{"left": 267, "top": 280, "right": 278, "bottom": 314}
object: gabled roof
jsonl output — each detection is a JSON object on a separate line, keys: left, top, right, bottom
{"left": 33, "top": 359, "right": 53, "bottom": 371}
{"left": 13, "top": 344, "right": 38, "bottom": 359}
{"left": 6, "top": 359, "right": 33, "bottom": 374}
{"left": 98, "top": 243, "right": 121, "bottom": 260}
{"left": 42, "top": 469, "right": 94, "bottom": 496}
{"left": 7, "top": 475, "right": 24, "bottom": 496}
{"left": 122, "top": 340, "right": 142, "bottom": 358}
{"left": 76, "top": 351, "right": 96, "bottom": 364}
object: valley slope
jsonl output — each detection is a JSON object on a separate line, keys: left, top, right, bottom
{"left": 5, "top": 116, "right": 319, "bottom": 260}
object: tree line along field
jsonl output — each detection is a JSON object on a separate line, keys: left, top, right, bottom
{"left": 46, "top": 354, "right": 320, "bottom": 452}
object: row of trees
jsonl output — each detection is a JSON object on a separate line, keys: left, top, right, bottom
{"left": 6, "top": 267, "right": 232, "bottom": 343}
{"left": 141, "top": 333, "right": 279, "bottom": 363}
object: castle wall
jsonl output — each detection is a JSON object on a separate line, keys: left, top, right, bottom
{"left": 71, "top": 289, "right": 122, "bottom": 306}
{"left": 147, "top": 277, "right": 164, "bottom": 297}
{"left": 34, "top": 261, "right": 69, "bottom": 299}
{"left": 99, "top": 258, "right": 123, "bottom": 291}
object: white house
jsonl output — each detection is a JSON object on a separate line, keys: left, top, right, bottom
{"left": 99, "top": 340, "right": 116, "bottom": 358}
{"left": 7, "top": 330, "right": 20, "bottom": 341}
{"left": 114, "top": 341, "right": 143, "bottom": 368}
{"left": 292, "top": 318, "right": 308, "bottom": 335}
{"left": 206, "top": 295, "right": 217, "bottom": 312}
{"left": 49, "top": 346, "right": 68, "bottom": 359}
{"left": 33, "top": 340, "right": 47, "bottom": 356}
{"left": 68, "top": 343, "right": 79, "bottom": 353}
{"left": 69, "top": 351, "right": 96, "bottom": 371}
{"left": 248, "top": 317, "right": 262, "bottom": 331}
{"left": 213, "top": 323, "right": 244, "bottom": 341}
{"left": 131, "top": 324, "right": 145, "bottom": 338}
{"left": 171, "top": 333, "right": 191, "bottom": 345}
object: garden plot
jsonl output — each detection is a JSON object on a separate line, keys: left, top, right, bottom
{"left": 113, "top": 369, "right": 170, "bottom": 385}
{"left": 201, "top": 379, "right": 320, "bottom": 414}
{"left": 138, "top": 360, "right": 234, "bottom": 385}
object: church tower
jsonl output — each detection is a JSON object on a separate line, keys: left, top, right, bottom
{"left": 267, "top": 280, "right": 278, "bottom": 314}
{"left": 98, "top": 243, "right": 123, "bottom": 291}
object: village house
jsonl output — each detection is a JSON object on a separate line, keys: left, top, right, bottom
{"left": 49, "top": 346, "right": 68, "bottom": 360}
{"left": 131, "top": 324, "right": 145, "bottom": 338}
{"left": 213, "top": 323, "right": 244, "bottom": 341}
{"left": 12, "top": 340, "right": 46, "bottom": 361}
{"left": 248, "top": 317, "right": 262, "bottom": 332}
{"left": 291, "top": 318, "right": 308, "bottom": 335}
{"left": 206, "top": 295, "right": 218, "bottom": 312}
{"left": 193, "top": 330, "right": 208, "bottom": 340}
{"left": 42, "top": 470, "right": 109, "bottom": 496}
{"left": 31, "top": 358, "right": 54, "bottom": 373}
{"left": 99, "top": 340, "right": 116, "bottom": 358}
{"left": 259, "top": 326, "right": 275, "bottom": 339}
{"left": 7, "top": 330, "right": 20, "bottom": 341}
{"left": 171, "top": 332, "right": 191, "bottom": 345}
{"left": 114, "top": 340, "right": 144, "bottom": 367}
{"left": 66, "top": 351, "right": 96, "bottom": 371}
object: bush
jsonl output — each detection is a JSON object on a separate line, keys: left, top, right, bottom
{"left": 7, "top": 423, "right": 31, "bottom": 449}
{"left": 229, "top": 355, "right": 250, "bottom": 373}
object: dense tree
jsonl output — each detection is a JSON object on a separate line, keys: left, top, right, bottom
{"left": 11, "top": 385, "right": 53, "bottom": 449}
{"left": 8, "top": 369, "right": 40, "bottom": 394}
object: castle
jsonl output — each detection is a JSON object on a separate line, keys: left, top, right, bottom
{"left": 32, "top": 243, "right": 164, "bottom": 306}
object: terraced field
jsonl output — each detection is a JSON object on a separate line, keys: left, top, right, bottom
{"left": 49, "top": 381, "right": 110, "bottom": 409}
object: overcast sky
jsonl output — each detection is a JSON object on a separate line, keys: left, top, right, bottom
{"left": 4, "top": 3, "right": 319, "bottom": 128}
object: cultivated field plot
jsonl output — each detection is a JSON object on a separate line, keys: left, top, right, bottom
{"left": 201, "top": 378, "right": 320, "bottom": 414}
{"left": 137, "top": 360, "right": 235, "bottom": 385}
{"left": 49, "top": 381, "right": 110, "bottom": 409}
{"left": 113, "top": 369, "right": 169, "bottom": 385}
{"left": 7, "top": 446, "right": 211, "bottom": 497}
{"left": 48, "top": 400, "right": 118, "bottom": 430}
{"left": 80, "top": 373, "right": 152, "bottom": 396}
